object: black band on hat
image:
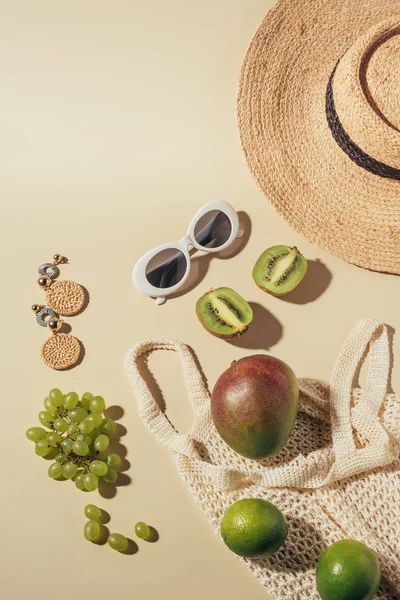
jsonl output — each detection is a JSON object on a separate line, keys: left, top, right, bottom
{"left": 326, "top": 64, "right": 400, "bottom": 181}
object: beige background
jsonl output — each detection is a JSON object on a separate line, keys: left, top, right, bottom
{"left": 1, "top": 1, "right": 399, "bottom": 599}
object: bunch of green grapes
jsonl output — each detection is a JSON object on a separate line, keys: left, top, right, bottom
{"left": 26, "top": 389, "right": 122, "bottom": 491}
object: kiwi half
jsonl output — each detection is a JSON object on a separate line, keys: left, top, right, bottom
{"left": 196, "top": 287, "right": 253, "bottom": 339}
{"left": 253, "top": 245, "right": 307, "bottom": 296}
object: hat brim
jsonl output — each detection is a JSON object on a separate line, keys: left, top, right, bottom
{"left": 237, "top": 0, "right": 400, "bottom": 273}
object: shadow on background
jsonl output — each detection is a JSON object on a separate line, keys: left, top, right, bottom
{"left": 280, "top": 259, "right": 332, "bottom": 305}
{"left": 229, "top": 302, "right": 283, "bottom": 351}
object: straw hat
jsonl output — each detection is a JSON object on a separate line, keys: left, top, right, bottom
{"left": 237, "top": 0, "right": 400, "bottom": 273}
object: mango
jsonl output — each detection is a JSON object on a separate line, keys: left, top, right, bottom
{"left": 211, "top": 355, "right": 299, "bottom": 459}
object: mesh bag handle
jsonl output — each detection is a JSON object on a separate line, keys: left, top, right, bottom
{"left": 125, "top": 320, "right": 399, "bottom": 489}
{"left": 124, "top": 338, "right": 209, "bottom": 457}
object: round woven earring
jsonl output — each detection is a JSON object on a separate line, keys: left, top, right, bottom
{"left": 37, "top": 254, "right": 85, "bottom": 317}
{"left": 31, "top": 304, "right": 82, "bottom": 370}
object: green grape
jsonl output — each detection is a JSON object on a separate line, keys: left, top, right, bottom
{"left": 49, "top": 388, "right": 64, "bottom": 408}
{"left": 46, "top": 432, "right": 61, "bottom": 447}
{"left": 106, "top": 453, "right": 121, "bottom": 469}
{"left": 103, "top": 466, "right": 117, "bottom": 484}
{"left": 74, "top": 472, "right": 86, "bottom": 490}
{"left": 35, "top": 439, "right": 51, "bottom": 456}
{"left": 135, "top": 522, "right": 151, "bottom": 540}
{"left": 72, "top": 440, "right": 89, "bottom": 456}
{"left": 26, "top": 427, "right": 46, "bottom": 442}
{"left": 48, "top": 462, "right": 63, "bottom": 479}
{"left": 64, "top": 391, "right": 79, "bottom": 410}
{"left": 90, "top": 460, "right": 108, "bottom": 477}
{"left": 60, "top": 438, "right": 73, "bottom": 454}
{"left": 84, "top": 520, "right": 100, "bottom": 541}
{"left": 107, "top": 533, "right": 128, "bottom": 551}
{"left": 94, "top": 434, "right": 109, "bottom": 452}
{"left": 68, "top": 407, "right": 88, "bottom": 423}
{"left": 63, "top": 461, "right": 78, "bottom": 479}
{"left": 53, "top": 417, "right": 68, "bottom": 433}
{"left": 87, "top": 413, "right": 102, "bottom": 428}
{"left": 90, "top": 396, "right": 105, "bottom": 414}
{"left": 44, "top": 396, "right": 57, "bottom": 415}
{"left": 38, "top": 411, "right": 54, "bottom": 428}
{"left": 77, "top": 433, "right": 92, "bottom": 445}
{"left": 84, "top": 504, "right": 102, "bottom": 522}
{"left": 80, "top": 392, "right": 93, "bottom": 410}
{"left": 67, "top": 423, "right": 79, "bottom": 436}
{"left": 84, "top": 473, "right": 99, "bottom": 491}
{"left": 101, "top": 419, "right": 116, "bottom": 436}
{"left": 55, "top": 452, "right": 66, "bottom": 463}
{"left": 79, "top": 418, "right": 95, "bottom": 434}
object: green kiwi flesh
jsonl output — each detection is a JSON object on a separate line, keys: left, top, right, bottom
{"left": 253, "top": 245, "right": 307, "bottom": 296}
{"left": 196, "top": 287, "right": 253, "bottom": 339}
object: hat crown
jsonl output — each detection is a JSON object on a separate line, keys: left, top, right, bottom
{"left": 366, "top": 27, "right": 400, "bottom": 131}
{"left": 332, "top": 18, "right": 400, "bottom": 170}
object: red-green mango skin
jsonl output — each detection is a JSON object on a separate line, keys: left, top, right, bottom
{"left": 211, "top": 355, "right": 299, "bottom": 459}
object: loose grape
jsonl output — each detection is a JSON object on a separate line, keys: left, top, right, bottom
{"left": 106, "top": 453, "right": 121, "bottom": 469}
{"left": 38, "top": 411, "right": 54, "bottom": 428}
{"left": 84, "top": 521, "right": 100, "bottom": 541}
{"left": 90, "top": 396, "right": 105, "bottom": 414}
{"left": 53, "top": 417, "right": 68, "bottom": 433}
{"left": 103, "top": 466, "right": 117, "bottom": 484}
{"left": 67, "top": 423, "right": 79, "bottom": 436}
{"left": 46, "top": 432, "right": 61, "bottom": 447}
{"left": 72, "top": 440, "right": 89, "bottom": 456}
{"left": 87, "top": 413, "right": 103, "bottom": 428}
{"left": 135, "top": 522, "right": 150, "bottom": 540}
{"left": 107, "top": 533, "right": 128, "bottom": 552}
{"left": 48, "top": 462, "right": 63, "bottom": 479}
{"left": 68, "top": 407, "right": 88, "bottom": 424}
{"left": 35, "top": 439, "right": 51, "bottom": 456}
{"left": 44, "top": 397, "right": 57, "bottom": 415}
{"left": 80, "top": 392, "right": 93, "bottom": 410}
{"left": 90, "top": 460, "right": 108, "bottom": 477}
{"left": 26, "top": 427, "right": 46, "bottom": 442}
{"left": 94, "top": 435, "right": 109, "bottom": 452}
{"left": 77, "top": 434, "right": 92, "bottom": 445}
{"left": 79, "top": 418, "right": 95, "bottom": 434}
{"left": 64, "top": 391, "right": 79, "bottom": 410}
{"left": 63, "top": 461, "right": 78, "bottom": 479}
{"left": 49, "top": 388, "right": 64, "bottom": 408}
{"left": 60, "top": 438, "right": 73, "bottom": 454}
{"left": 84, "top": 473, "right": 99, "bottom": 491}
{"left": 55, "top": 452, "right": 66, "bottom": 463}
{"left": 74, "top": 472, "right": 86, "bottom": 490}
{"left": 84, "top": 504, "right": 102, "bottom": 522}
{"left": 101, "top": 419, "right": 116, "bottom": 436}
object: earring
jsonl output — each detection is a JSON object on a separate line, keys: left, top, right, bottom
{"left": 37, "top": 254, "right": 85, "bottom": 316}
{"left": 31, "top": 304, "right": 82, "bottom": 370}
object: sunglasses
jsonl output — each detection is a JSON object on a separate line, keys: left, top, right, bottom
{"left": 132, "top": 201, "right": 242, "bottom": 305}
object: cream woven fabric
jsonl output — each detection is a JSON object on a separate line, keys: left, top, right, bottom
{"left": 125, "top": 319, "right": 400, "bottom": 599}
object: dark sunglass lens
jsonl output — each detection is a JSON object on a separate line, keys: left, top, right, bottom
{"left": 145, "top": 248, "right": 187, "bottom": 289}
{"left": 194, "top": 210, "right": 232, "bottom": 249}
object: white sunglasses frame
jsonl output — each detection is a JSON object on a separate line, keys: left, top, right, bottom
{"left": 132, "top": 201, "right": 241, "bottom": 305}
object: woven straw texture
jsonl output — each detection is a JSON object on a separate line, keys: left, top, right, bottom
{"left": 237, "top": 0, "right": 400, "bottom": 274}
{"left": 46, "top": 280, "right": 85, "bottom": 316}
{"left": 41, "top": 333, "right": 81, "bottom": 370}
{"left": 125, "top": 319, "right": 400, "bottom": 600}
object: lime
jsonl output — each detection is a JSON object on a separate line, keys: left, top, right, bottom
{"left": 316, "top": 539, "right": 381, "bottom": 600}
{"left": 220, "top": 498, "right": 288, "bottom": 558}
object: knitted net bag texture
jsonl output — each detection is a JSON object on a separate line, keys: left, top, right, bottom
{"left": 125, "top": 319, "right": 400, "bottom": 599}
